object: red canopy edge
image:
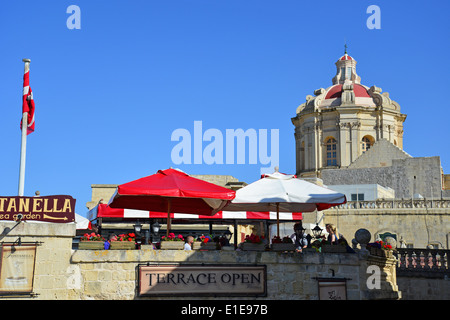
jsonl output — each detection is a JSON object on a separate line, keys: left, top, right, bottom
{"left": 88, "top": 204, "right": 302, "bottom": 221}
{"left": 116, "top": 168, "right": 236, "bottom": 200}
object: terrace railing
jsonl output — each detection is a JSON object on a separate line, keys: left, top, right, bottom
{"left": 335, "top": 199, "right": 450, "bottom": 210}
{"left": 395, "top": 248, "right": 449, "bottom": 278}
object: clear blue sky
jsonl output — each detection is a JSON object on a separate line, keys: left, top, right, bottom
{"left": 1, "top": 1, "right": 449, "bottom": 217}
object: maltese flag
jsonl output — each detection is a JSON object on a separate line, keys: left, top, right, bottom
{"left": 21, "top": 64, "right": 35, "bottom": 135}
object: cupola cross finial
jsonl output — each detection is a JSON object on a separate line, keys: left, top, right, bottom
{"left": 344, "top": 43, "right": 348, "bottom": 54}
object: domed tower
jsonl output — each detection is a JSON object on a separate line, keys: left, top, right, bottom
{"left": 291, "top": 51, "right": 407, "bottom": 178}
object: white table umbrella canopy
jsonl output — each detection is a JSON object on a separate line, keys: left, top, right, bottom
{"left": 224, "top": 171, "right": 347, "bottom": 213}
{"left": 223, "top": 171, "right": 346, "bottom": 236}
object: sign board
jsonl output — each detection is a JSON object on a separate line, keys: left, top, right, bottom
{"left": 0, "top": 195, "right": 75, "bottom": 223}
{"left": 138, "top": 264, "right": 266, "bottom": 297}
{"left": 0, "top": 244, "right": 37, "bottom": 295}
{"left": 317, "top": 278, "right": 347, "bottom": 300}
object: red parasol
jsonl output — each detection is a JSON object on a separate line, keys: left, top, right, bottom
{"left": 108, "top": 168, "right": 236, "bottom": 236}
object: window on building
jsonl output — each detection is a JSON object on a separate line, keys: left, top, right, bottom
{"left": 346, "top": 67, "right": 352, "bottom": 80}
{"left": 326, "top": 138, "right": 337, "bottom": 166}
{"left": 351, "top": 193, "right": 364, "bottom": 201}
{"left": 362, "top": 136, "right": 373, "bottom": 153}
{"left": 340, "top": 67, "right": 345, "bottom": 82}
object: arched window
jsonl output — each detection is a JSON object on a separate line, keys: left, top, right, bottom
{"left": 346, "top": 67, "right": 352, "bottom": 80}
{"left": 325, "top": 138, "right": 337, "bottom": 166}
{"left": 339, "top": 67, "right": 345, "bottom": 82}
{"left": 362, "top": 136, "right": 373, "bottom": 153}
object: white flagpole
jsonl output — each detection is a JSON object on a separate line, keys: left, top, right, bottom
{"left": 18, "top": 58, "right": 31, "bottom": 196}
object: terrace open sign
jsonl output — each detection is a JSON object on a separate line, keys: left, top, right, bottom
{"left": 0, "top": 195, "right": 75, "bottom": 223}
{"left": 138, "top": 264, "right": 267, "bottom": 297}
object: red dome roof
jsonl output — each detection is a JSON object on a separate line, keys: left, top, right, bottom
{"left": 339, "top": 54, "right": 353, "bottom": 61}
{"left": 325, "top": 84, "right": 370, "bottom": 99}
{"left": 325, "top": 85, "right": 343, "bottom": 99}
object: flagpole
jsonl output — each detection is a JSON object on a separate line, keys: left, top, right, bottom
{"left": 18, "top": 58, "right": 31, "bottom": 196}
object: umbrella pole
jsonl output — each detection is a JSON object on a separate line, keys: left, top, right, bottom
{"left": 166, "top": 199, "right": 172, "bottom": 238}
{"left": 276, "top": 203, "right": 280, "bottom": 237}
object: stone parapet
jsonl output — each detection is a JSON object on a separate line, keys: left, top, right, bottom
{"left": 70, "top": 249, "right": 395, "bottom": 300}
{"left": 0, "top": 221, "right": 401, "bottom": 300}
{"left": 322, "top": 200, "right": 450, "bottom": 249}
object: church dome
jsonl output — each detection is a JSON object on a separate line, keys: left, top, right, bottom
{"left": 295, "top": 50, "right": 403, "bottom": 113}
{"left": 324, "top": 83, "right": 371, "bottom": 99}
{"left": 291, "top": 49, "right": 407, "bottom": 177}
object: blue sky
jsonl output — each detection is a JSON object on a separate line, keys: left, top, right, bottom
{"left": 1, "top": 1, "right": 449, "bottom": 217}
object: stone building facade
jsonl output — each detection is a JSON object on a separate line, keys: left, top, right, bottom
{"left": 290, "top": 52, "right": 449, "bottom": 198}
{"left": 291, "top": 51, "right": 450, "bottom": 250}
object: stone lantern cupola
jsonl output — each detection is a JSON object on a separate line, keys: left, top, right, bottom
{"left": 332, "top": 49, "right": 361, "bottom": 85}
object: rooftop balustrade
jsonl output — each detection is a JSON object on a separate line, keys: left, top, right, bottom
{"left": 334, "top": 199, "right": 450, "bottom": 210}
{"left": 395, "top": 248, "right": 449, "bottom": 278}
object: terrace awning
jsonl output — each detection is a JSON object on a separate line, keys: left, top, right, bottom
{"left": 87, "top": 203, "right": 302, "bottom": 221}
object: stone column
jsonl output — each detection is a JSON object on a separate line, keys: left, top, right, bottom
{"left": 350, "top": 121, "right": 361, "bottom": 163}
{"left": 294, "top": 129, "right": 302, "bottom": 174}
{"left": 314, "top": 120, "right": 322, "bottom": 173}
{"left": 338, "top": 122, "right": 348, "bottom": 167}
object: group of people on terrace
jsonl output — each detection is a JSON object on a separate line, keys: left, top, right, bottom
{"left": 181, "top": 221, "right": 353, "bottom": 252}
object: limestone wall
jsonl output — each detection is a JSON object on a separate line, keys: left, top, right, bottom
{"left": 0, "top": 221, "right": 76, "bottom": 299}
{"left": 321, "top": 156, "right": 444, "bottom": 199}
{"left": 71, "top": 248, "right": 366, "bottom": 300}
{"left": 322, "top": 207, "right": 449, "bottom": 249}
{"left": 397, "top": 276, "right": 450, "bottom": 300}
{"left": 0, "top": 221, "right": 402, "bottom": 300}
{"left": 86, "top": 184, "right": 118, "bottom": 210}
{"left": 347, "top": 139, "right": 411, "bottom": 169}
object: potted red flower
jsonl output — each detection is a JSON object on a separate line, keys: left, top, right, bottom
{"left": 110, "top": 233, "right": 136, "bottom": 250}
{"left": 79, "top": 232, "right": 105, "bottom": 250}
{"left": 197, "top": 235, "right": 220, "bottom": 250}
{"left": 240, "top": 233, "right": 266, "bottom": 251}
{"left": 367, "top": 240, "right": 394, "bottom": 258}
{"left": 271, "top": 235, "right": 295, "bottom": 251}
{"left": 160, "top": 233, "right": 185, "bottom": 250}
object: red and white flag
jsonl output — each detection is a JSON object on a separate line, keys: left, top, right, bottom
{"left": 21, "top": 64, "right": 35, "bottom": 135}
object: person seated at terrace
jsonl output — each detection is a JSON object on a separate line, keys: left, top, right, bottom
{"left": 184, "top": 236, "right": 194, "bottom": 250}
{"left": 326, "top": 224, "right": 340, "bottom": 244}
{"left": 291, "top": 222, "right": 308, "bottom": 252}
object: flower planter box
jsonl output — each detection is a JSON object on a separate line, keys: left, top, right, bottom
{"left": 199, "top": 242, "right": 219, "bottom": 250}
{"left": 160, "top": 241, "right": 185, "bottom": 250}
{"left": 376, "top": 248, "right": 393, "bottom": 258}
{"left": 78, "top": 241, "right": 105, "bottom": 250}
{"left": 321, "top": 244, "right": 347, "bottom": 253}
{"left": 271, "top": 243, "right": 296, "bottom": 251}
{"left": 110, "top": 241, "right": 136, "bottom": 250}
{"left": 241, "top": 243, "right": 266, "bottom": 251}
{"left": 369, "top": 247, "right": 393, "bottom": 258}
{"left": 221, "top": 246, "right": 235, "bottom": 251}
